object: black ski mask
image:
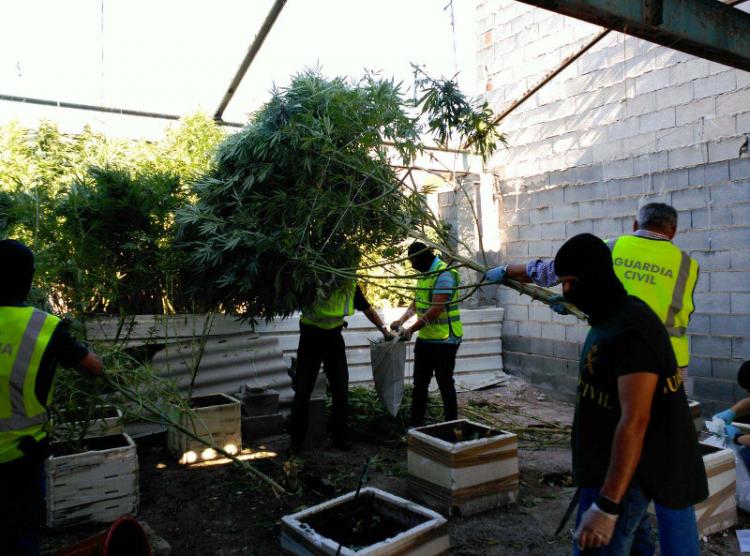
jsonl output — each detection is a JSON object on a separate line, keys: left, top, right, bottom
{"left": 0, "top": 239, "right": 35, "bottom": 305}
{"left": 554, "top": 233, "right": 627, "bottom": 325}
{"left": 408, "top": 242, "right": 436, "bottom": 273}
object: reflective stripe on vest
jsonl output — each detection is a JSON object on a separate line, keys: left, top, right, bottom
{"left": 415, "top": 260, "right": 463, "bottom": 341}
{"left": 0, "top": 308, "right": 60, "bottom": 463}
{"left": 300, "top": 283, "right": 356, "bottom": 330}
{"left": 607, "top": 236, "right": 698, "bottom": 367}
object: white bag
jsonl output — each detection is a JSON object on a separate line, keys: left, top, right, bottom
{"left": 369, "top": 338, "right": 406, "bottom": 417}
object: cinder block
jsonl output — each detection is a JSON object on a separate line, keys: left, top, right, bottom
{"left": 528, "top": 304, "right": 553, "bottom": 323}
{"left": 711, "top": 182, "right": 750, "bottom": 204}
{"left": 635, "top": 69, "right": 671, "bottom": 96}
{"left": 729, "top": 159, "right": 750, "bottom": 180}
{"left": 540, "top": 221, "right": 567, "bottom": 240}
{"left": 553, "top": 203, "right": 578, "bottom": 222}
{"left": 693, "top": 292, "right": 731, "bottom": 314}
{"left": 692, "top": 335, "right": 733, "bottom": 357}
{"left": 566, "top": 219, "right": 594, "bottom": 236}
{"left": 639, "top": 107, "right": 676, "bottom": 133}
{"left": 731, "top": 205, "right": 750, "bottom": 226}
{"left": 676, "top": 98, "right": 716, "bottom": 126}
{"left": 662, "top": 168, "right": 691, "bottom": 191}
{"left": 540, "top": 322, "right": 566, "bottom": 341}
{"left": 242, "top": 413, "right": 285, "bottom": 443}
{"left": 706, "top": 161, "right": 731, "bottom": 184}
{"left": 618, "top": 175, "right": 649, "bottom": 196}
{"left": 676, "top": 229, "right": 710, "bottom": 251}
{"left": 668, "top": 146, "right": 705, "bottom": 169}
{"left": 717, "top": 89, "right": 750, "bottom": 117}
{"left": 734, "top": 337, "right": 750, "bottom": 359}
{"left": 713, "top": 357, "right": 744, "bottom": 381}
{"left": 737, "top": 112, "right": 750, "bottom": 134}
{"left": 702, "top": 116, "right": 738, "bottom": 142}
{"left": 634, "top": 152, "right": 669, "bottom": 175}
{"left": 709, "top": 139, "right": 744, "bottom": 163}
{"left": 671, "top": 187, "right": 708, "bottom": 210}
{"left": 504, "top": 334, "right": 531, "bottom": 355}
{"left": 694, "top": 72, "right": 737, "bottom": 100}
{"left": 692, "top": 205, "right": 732, "bottom": 228}
{"left": 241, "top": 386, "right": 279, "bottom": 417}
{"left": 710, "top": 227, "right": 750, "bottom": 249}
{"left": 731, "top": 293, "right": 750, "bottom": 313}
{"left": 603, "top": 158, "right": 635, "bottom": 180}
{"left": 529, "top": 337, "right": 555, "bottom": 357}
{"left": 689, "top": 248, "right": 730, "bottom": 271}
{"left": 503, "top": 304, "right": 529, "bottom": 321}
{"left": 519, "top": 321, "right": 542, "bottom": 338}
{"left": 730, "top": 249, "right": 750, "bottom": 269}
{"left": 711, "top": 315, "right": 750, "bottom": 337}
{"left": 687, "top": 357, "right": 713, "bottom": 379}
{"left": 656, "top": 124, "right": 698, "bottom": 151}
{"left": 690, "top": 314, "right": 711, "bottom": 332}
{"left": 552, "top": 340, "right": 580, "bottom": 360}
{"left": 693, "top": 377, "right": 736, "bottom": 403}
{"left": 669, "top": 58, "right": 710, "bottom": 86}
{"left": 507, "top": 241, "right": 529, "bottom": 257}
{"left": 656, "top": 82, "right": 694, "bottom": 110}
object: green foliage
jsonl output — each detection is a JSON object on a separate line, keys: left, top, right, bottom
{"left": 0, "top": 114, "right": 224, "bottom": 315}
{"left": 177, "top": 69, "right": 502, "bottom": 320}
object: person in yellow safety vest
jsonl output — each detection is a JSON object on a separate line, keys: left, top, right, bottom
{"left": 486, "top": 202, "right": 699, "bottom": 396}
{"left": 289, "top": 281, "right": 394, "bottom": 453}
{"left": 390, "top": 242, "right": 463, "bottom": 427}
{"left": 0, "top": 240, "right": 103, "bottom": 556}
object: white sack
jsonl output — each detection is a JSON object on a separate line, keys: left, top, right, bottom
{"left": 369, "top": 338, "right": 406, "bottom": 417}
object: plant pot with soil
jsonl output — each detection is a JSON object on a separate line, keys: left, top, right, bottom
{"left": 407, "top": 418, "right": 519, "bottom": 516}
{"left": 281, "top": 487, "right": 448, "bottom": 555}
{"left": 52, "top": 405, "right": 124, "bottom": 440}
{"left": 46, "top": 432, "right": 139, "bottom": 529}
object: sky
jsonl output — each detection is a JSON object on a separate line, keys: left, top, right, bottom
{"left": 0, "top": 0, "right": 477, "bottom": 138}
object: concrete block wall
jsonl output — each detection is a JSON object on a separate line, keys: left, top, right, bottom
{"left": 472, "top": 0, "right": 750, "bottom": 413}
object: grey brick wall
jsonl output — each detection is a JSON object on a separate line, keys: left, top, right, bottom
{"left": 472, "top": 0, "right": 750, "bottom": 415}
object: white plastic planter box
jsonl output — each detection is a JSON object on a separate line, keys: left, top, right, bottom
{"left": 167, "top": 393, "right": 242, "bottom": 464}
{"left": 46, "top": 433, "right": 139, "bottom": 528}
{"left": 281, "top": 487, "right": 449, "bottom": 555}
{"left": 407, "top": 419, "right": 518, "bottom": 516}
{"left": 695, "top": 442, "right": 737, "bottom": 537}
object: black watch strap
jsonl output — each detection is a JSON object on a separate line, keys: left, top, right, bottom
{"left": 596, "top": 495, "right": 622, "bottom": 515}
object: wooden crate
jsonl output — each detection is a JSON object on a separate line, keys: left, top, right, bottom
{"left": 281, "top": 487, "right": 449, "bottom": 555}
{"left": 407, "top": 419, "right": 518, "bottom": 516}
{"left": 53, "top": 405, "right": 124, "bottom": 440}
{"left": 688, "top": 400, "right": 702, "bottom": 432}
{"left": 167, "top": 393, "right": 242, "bottom": 464}
{"left": 695, "top": 442, "right": 737, "bottom": 537}
{"left": 46, "top": 433, "right": 139, "bottom": 529}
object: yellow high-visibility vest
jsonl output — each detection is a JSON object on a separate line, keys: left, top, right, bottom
{"left": 608, "top": 236, "right": 699, "bottom": 367}
{"left": 0, "top": 307, "right": 60, "bottom": 463}
{"left": 415, "top": 260, "right": 463, "bottom": 341}
{"left": 300, "top": 283, "right": 356, "bottom": 330}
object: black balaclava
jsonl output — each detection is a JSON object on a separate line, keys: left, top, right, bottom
{"left": 554, "top": 233, "right": 627, "bottom": 325}
{"left": 0, "top": 239, "right": 35, "bottom": 305}
{"left": 738, "top": 361, "right": 750, "bottom": 392}
{"left": 407, "top": 242, "right": 436, "bottom": 273}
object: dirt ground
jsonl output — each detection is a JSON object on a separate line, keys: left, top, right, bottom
{"left": 42, "top": 377, "right": 746, "bottom": 555}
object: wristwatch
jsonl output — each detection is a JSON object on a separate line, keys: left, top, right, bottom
{"left": 595, "top": 495, "right": 622, "bottom": 516}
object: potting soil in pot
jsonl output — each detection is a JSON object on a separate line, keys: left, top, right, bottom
{"left": 51, "top": 433, "right": 130, "bottom": 457}
{"left": 422, "top": 421, "right": 498, "bottom": 443}
{"left": 301, "top": 493, "right": 419, "bottom": 550}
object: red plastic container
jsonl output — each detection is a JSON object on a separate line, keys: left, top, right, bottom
{"left": 54, "top": 515, "right": 152, "bottom": 556}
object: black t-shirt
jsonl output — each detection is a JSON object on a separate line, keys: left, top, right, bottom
{"left": 34, "top": 319, "right": 89, "bottom": 404}
{"left": 353, "top": 285, "right": 371, "bottom": 312}
{"left": 573, "top": 296, "right": 708, "bottom": 509}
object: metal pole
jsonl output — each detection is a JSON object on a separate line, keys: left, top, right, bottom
{"left": 0, "top": 93, "right": 245, "bottom": 128}
{"left": 213, "top": 0, "right": 288, "bottom": 121}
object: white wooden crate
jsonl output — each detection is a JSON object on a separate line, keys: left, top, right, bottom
{"left": 167, "top": 393, "right": 242, "bottom": 464}
{"left": 53, "top": 405, "right": 124, "bottom": 440}
{"left": 407, "top": 419, "right": 518, "bottom": 516}
{"left": 695, "top": 441, "right": 737, "bottom": 537}
{"left": 281, "top": 487, "right": 449, "bottom": 555}
{"left": 46, "top": 433, "right": 139, "bottom": 529}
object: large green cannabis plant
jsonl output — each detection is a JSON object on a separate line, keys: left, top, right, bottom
{"left": 176, "top": 69, "right": 504, "bottom": 321}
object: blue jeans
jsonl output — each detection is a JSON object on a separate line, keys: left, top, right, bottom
{"left": 573, "top": 487, "right": 700, "bottom": 556}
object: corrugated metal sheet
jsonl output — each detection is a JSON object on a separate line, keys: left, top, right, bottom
{"left": 253, "top": 307, "right": 505, "bottom": 396}
{"left": 87, "top": 307, "right": 504, "bottom": 402}
{"left": 86, "top": 314, "right": 291, "bottom": 399}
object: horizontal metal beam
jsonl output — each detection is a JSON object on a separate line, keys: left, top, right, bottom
{"left": 0, "top": 93, "right": 245, "bottom": 128}
{"left": 514, "top": 0, "right": 750, "bottom": 71}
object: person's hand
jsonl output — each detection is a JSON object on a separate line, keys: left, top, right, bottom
{"left": 390, "top": 320, "right": 403, "bottom": 332}
{"left": 573, "top": 504, "right": 618, "bottom": 550}
{"left": 725, "top": 424, "right": 741, "bottom": 443}
{"left": 547, "top": 294, "right": 570, "bottom": 315}
{"left": 399, "top": 327, "right": 413, "bottom": 342}
{"left": 484, "top": 265, "right": 508, "bottom": 284}
{"left": 714, "top": 409, "right": 737, "bottom": 424}
{"left": 381, "top": 325, "right": 397, "bottom": 340}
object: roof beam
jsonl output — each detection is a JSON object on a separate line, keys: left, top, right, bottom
{"left": 513, "top": 0, "right": 750, "bottom": 72}
{"left": 213, "top": 0, "right": 288, "bottom": 121}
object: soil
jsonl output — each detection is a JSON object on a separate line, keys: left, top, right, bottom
{"left": 50, "top": 432, "right": 130, "bottom": 457}
{"left": 418, "top": 420, "right": 499, "bottom": 443}
{"left": 41, "top": 377, "right": 748, "bottom": 555}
